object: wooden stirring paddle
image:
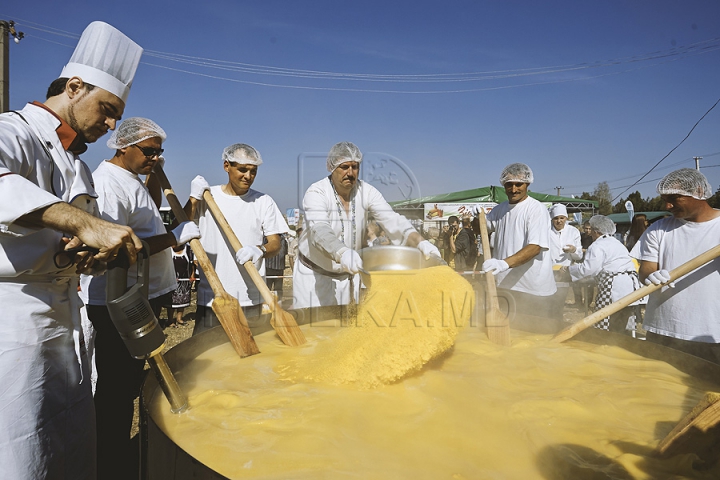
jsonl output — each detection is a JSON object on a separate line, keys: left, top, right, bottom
{"left": 656, "top": 392, "right": 720, "bottom": 460}
{"left": 478, "top": 209, "right": 511, "bottom": 346}
{"left": 552, "top": 243, "right": 720, "bottom": 343}
{"left": 203, "top": 190, "right": 306, "bottom": 346}
{"left": 154, "top": 166, "right": 260, "bottom": 357}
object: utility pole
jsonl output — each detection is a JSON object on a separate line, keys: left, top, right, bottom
{"left": 0, "top": 20, "right": 24, "bottom": 113}
{"left": 694, "top": 156, "right": 703, "bottom": 171}
{"left": 555, "top": 186, "right": 563, "bottom": 196}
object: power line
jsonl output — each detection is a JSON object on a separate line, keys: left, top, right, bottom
{"left": 611, "top": 97, "right": 720, "bottom": 202}
{"left": 7, "top": 17, "right": 720, "bottom": 93}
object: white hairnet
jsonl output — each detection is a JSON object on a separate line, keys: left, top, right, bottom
{"left": 222, "top": 143, "right": 263, "bottom": 166}
{"left": 327, "top": 141, "right": 362, "bottom": 172}
{"left": 549, "top": 204, "right": 568, "bottom": 219}
{"left": 588, "top": 215, "right": 616, "bottom": 236}
{"left": 107, "top": 117, "right": 166, "bottom": 149}
{"left": 500, "top": 163, "right": 534, "bottom": 185}
{"left": 656, "top": 168, "right": 713, "bottom": 200}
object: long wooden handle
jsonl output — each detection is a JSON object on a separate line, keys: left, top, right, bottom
{"left": 202, "top": 190, "right": 276, "bottom": 306}
{"left": 553, "top": 242, "right": 720, "bottom": 343}
{"left": 153, "top": 168, "right": 225, "bottom": 295}
{"left": 154, "top": 166, "right": 259, "bottom": 356}
{"left": 477, "top": 210, "right": 500, "bottom": 313}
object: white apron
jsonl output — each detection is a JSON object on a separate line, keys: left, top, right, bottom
{"left": 0, "top": 104, "right": 97, "bottom": 479}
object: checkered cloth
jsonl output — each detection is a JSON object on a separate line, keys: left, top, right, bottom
{"left": 593, "top": 270, "right": 642, "bottom": 331}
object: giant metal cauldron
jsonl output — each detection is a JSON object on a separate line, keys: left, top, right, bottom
{"left": 140, "top": 300, "right": 720, "bottom": 479}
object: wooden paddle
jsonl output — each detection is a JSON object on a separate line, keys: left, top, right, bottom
{"left": 202, "top": 190, "right": 306, "bottom": 346}
{"left": 154, "top": 166, "right": 260, "bottom": 357}
{"left": 656, "top": 392, "right": 720, "bottom": 459}
{"left": 477, "top": 209, "right": 511, "bottom": 346}
{"left": 552, "top": 243, "right": 720, "bottom": 343}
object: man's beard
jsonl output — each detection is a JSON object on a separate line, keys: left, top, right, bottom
{"left": 67, "top": 92, "right": 92, "bottom": 144}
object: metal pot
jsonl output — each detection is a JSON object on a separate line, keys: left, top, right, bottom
{"left": 359, "top": 245, "right": 445, "bottom": 272}
{"left": 140, "top": 307, "right": 720, "bottom": 479}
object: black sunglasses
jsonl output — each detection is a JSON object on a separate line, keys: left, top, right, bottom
{"left": 132, "top": 144, "right": 164, "bottom": 158}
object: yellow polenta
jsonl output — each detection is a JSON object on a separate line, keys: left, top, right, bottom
{"left": 149, "top": 267, "right": 720, "bottom": 479}
{"left": 280, "top": 266, "right": 475, "bottom": 388}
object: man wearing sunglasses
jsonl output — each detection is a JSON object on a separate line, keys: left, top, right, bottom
{"left": 79, "top": 117, "right": 200, "bottom": 479}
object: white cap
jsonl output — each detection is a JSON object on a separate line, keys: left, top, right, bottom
{"left": 60, "top": 21, "right": 143, "bottom": 103}
{"left": 327, "top": 141, "right": 362, "bottom": 172}
{"left": 222, "top": 143, "right": 263, "bottom": 166}
{"left": 549, "top": 204, "right": 568, "bottom": 219}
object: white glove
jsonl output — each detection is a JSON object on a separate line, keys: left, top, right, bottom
{"left": 562, "top": 245, "right": 576, "bottom": 253}
{"left": 152, "top": 155, "right": 165, "bottom": 172}
{"left": 481, "top": 258, "right": 510, "bottom": 276}
{"left": 171, "top": 221, "right": 200, "bottom": 245}
{"left": 340, "top": 249, "right": 363, "bottom": 274}
{"left": 190, "top": 175, "right": 210, "bottom": 200}
{"left": 644, "top": 269, "right": 674, "bottom": 288}
{"left": 235, "top": 245, "right": 263, "bottom": 266}
{"left": 417, "top": 240, "right": 441, "bottom": 259}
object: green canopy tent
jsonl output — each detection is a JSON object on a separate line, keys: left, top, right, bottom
{"left": 390, "top": 186, "right": 598, "bottom": 220}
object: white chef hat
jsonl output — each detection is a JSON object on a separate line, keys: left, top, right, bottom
{"left": 549, "top": 204, "right": 568, "bottom": 219}
{"left": 60, "top": 21, "right": 143, "bottom": 103}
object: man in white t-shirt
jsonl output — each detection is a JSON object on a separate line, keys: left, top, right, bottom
{"left": 633, "top": 168, "right": 720, "bottom": 364}
{"left": 185, "top": 143, "right": 289, "bottom": 335}
{"left": 482, "top": 163, "right": 558, "bottom": 332}
{"left": 79, "top": 117, "right": 200, "bottom": 478}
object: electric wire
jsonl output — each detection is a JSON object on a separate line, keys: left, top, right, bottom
{"left": 611, "top": 97, "right": 720, "bottom": 202}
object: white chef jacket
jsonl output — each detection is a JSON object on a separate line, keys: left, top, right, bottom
{"left": 0, "top": 103, "right": 96, "bottom": 480}
{"left": 486, "top": 197, "right": 556, "bottom": 296}
{"left": 293, "top": 177, "right": 416, "bottom": 308}
{"left": 569, "top": 234, "right": 641, "bottom": 304}
{"left": 195, "top": 185, "right": 288, "bottom": 307}
{"left": 633, "top": 214, "right": 720, "bottom": 342}
{"left": 548, "top": 225, "right": 583, "bottom": 267}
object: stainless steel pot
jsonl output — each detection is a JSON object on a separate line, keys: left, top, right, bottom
{"left": 140, "top": 307, "right": 720, "bottom": 479}
{"left": 359, "top": 245, "right": 445, "bottom": 272}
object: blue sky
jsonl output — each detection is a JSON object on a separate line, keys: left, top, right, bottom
{"left": 3, "top": 0, "right": 720, "bottom": 212}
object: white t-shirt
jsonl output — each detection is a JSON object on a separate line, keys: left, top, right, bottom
{"left": 80, "top": 161, "right": 176, "bottom": 304}
{"left": 196, "top": 185, "right": 288, "bottom": 307}
{"left": 633, "top": 213, "right": 720, "bottom": 342}
{"left": 486, "top": 197, "right": 556, "bottom": 296}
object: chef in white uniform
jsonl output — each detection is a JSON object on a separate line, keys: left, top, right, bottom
{"left": 567, "top": 215, "right": 644, "bottom": 333}
{"left": 293, "top": 141, "right": 441, "bottom": 310}
{"left": 548, "top": 203, "right": 583, "bottom": 317}
{"left": 0, "top": 22, "right": 143, "bottom": 480}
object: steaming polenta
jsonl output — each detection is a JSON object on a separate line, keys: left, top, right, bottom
{"left": 149, "top": 268, "right": 720, "bottom": 479}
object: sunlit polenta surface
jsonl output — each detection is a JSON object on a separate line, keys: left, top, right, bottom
{"left": 149, "top": 267, "right": 720, "bottom": 479}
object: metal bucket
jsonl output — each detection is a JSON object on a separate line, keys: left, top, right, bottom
{"left": 359, "top": 245, "right": 445, "bottom": 271}
{"left": 140, "top": 306, "right": 720, "bottom": 479}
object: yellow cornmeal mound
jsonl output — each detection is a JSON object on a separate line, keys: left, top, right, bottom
{"left": 281, "top": 266, "right": 475, "bottom": 388}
